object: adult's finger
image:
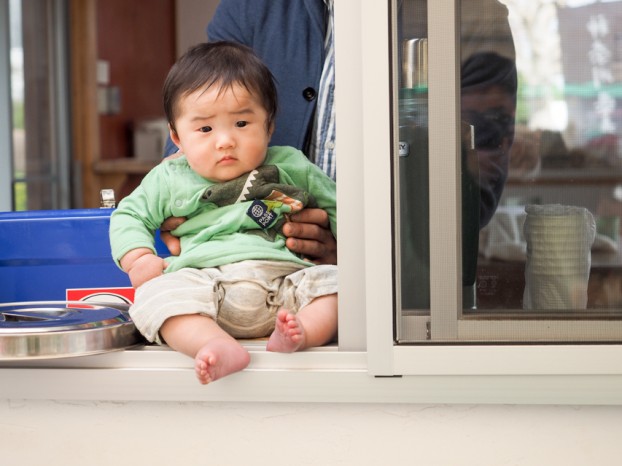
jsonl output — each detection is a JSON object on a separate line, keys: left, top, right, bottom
{"left": 160, "top": 231, "right": 181, "bottom": 256}
{"left": 161, "top": 216, "right": 187, "bottom": 232}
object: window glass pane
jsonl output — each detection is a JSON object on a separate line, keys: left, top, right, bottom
{"left": 461, "top": 0, "right": 518, "bottom": 310}
{"left": 477, "top": 0, "right": 622, "bottom": 316}
{"left": 5, "top": 0, "right": 70, "bottom": 211}
{"left": 395, "top": 0, "right": 622, "bottom": 342}
{"left": 396, "top": 1, "right": 430, "bottom": 313}
{"left": 394, "top": 0, "right": 515, "bottom": 339}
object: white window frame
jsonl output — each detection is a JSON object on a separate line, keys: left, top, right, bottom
{"left": 2, "top": 0, "right": 622, "bottom": 405}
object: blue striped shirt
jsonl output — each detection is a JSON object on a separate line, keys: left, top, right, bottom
{"left": 307, "top": 0, "right": 336, "bottom": 181}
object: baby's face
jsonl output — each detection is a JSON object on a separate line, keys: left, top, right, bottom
{"left": 170, "top": 82, "right": 272, "bottom": 182}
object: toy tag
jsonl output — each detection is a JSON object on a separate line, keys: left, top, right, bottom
{"left": 247, "top": 200, "right": 276, "bottom": 229}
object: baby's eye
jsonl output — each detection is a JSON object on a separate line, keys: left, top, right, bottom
{"left": 235, "top": 121, "right": 248, "bottom": 128}
{"left": 199, "top": 126, "right": 212, "bottom": 133}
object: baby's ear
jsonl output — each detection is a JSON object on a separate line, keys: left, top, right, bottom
{"left": 169, "top": 124, "right": 182, "bottom": 149}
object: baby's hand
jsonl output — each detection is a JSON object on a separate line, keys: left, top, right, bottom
{"left": 128, "top": 254, "right": 167, "bottom": 288}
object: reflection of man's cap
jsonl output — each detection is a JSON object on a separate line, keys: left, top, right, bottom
{"left": 461, "top": 51, "right": 517, "bottom": 94}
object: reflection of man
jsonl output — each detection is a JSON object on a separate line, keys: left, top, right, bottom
{"left": 461, "top": 2, "right": 518, "bottom": 228}
{"left": 462, "top": 51, "right": 517, "bottom": 227}
{"left": 399, "top": 0, "right": 518, "bottom": 227}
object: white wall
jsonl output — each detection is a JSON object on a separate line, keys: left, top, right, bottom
{"left": 2, "top": 400, "right": 622, "bottom": 465}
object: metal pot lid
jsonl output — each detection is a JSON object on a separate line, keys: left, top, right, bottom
{"left": 0, "top": 301, "right": 145, "bottom": 360}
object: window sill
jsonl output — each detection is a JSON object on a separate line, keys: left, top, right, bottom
{"left": 2, "top": 344, "right": 622, "bottom": 405}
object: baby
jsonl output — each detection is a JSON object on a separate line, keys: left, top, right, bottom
{"left": 109, "top": 41, "right": 338, "bottom": 384}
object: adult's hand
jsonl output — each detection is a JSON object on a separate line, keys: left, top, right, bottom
{"left": 282, "top": 208, "right": 337, "bottom": 265}
{"left": 160, "top": 216, "right": 186, "bottom": 256}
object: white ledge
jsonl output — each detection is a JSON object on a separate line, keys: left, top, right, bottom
{"left": 3, "top": 344, "right": 622, "bottom": 405}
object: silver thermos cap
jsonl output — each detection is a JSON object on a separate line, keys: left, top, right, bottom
{"left": 402, "top": 38, "right": 428, "bottom": 89}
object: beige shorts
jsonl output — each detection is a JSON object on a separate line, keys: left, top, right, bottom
{"left": 129, "top": 260, "right": 338, "bottom": 343}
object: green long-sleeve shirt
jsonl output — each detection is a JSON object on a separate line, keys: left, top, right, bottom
{"left": 109, "top": 146, "right": 337, "bottom": 273}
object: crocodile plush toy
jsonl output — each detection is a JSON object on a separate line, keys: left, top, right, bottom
{"left": 200, "top": 165, "right": 318, "bottom": 241}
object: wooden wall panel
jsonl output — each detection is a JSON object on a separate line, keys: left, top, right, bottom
{"left": 71, "top": 0, "right": 175, "bottom": 207}
{"left": 70, "top": 0, "right": 100, "bottom": 207}
{"left": 96, "top": 0, "right": 175, "bottom": 161}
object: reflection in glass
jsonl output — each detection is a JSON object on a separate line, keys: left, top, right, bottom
{"left": 395, "top": 0, "right": 517, "bottom": 314}
{"left": 394, "top": 0, "right": 622, "bottom": 342}
{"left": 396, "top": 3, "right": 430, "bottom": 312}
{"left": 478, "top": 0, "right": 622, "bottom": 313}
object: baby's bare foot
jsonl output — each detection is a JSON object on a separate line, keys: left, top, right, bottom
{"left": 266, "top": 309, "right": 306, "bottom": 353}
{"left": 194, "top": 337, "right": 250, "bottom": 384}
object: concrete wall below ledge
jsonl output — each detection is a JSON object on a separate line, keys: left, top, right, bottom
{"left": 1, "top": 400, "right": 621, "bottom": 465}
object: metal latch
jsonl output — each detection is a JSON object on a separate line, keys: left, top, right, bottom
{"left": 100, "top": 189, "right": 116, "bottom": 208}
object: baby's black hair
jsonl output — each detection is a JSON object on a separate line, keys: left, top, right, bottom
{"left": 163, "top": 41, "right": 278, "bottom": 134}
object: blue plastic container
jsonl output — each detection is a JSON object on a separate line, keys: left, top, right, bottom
{"left": 0, "top": 209, "right": 169, "bottom": 303}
